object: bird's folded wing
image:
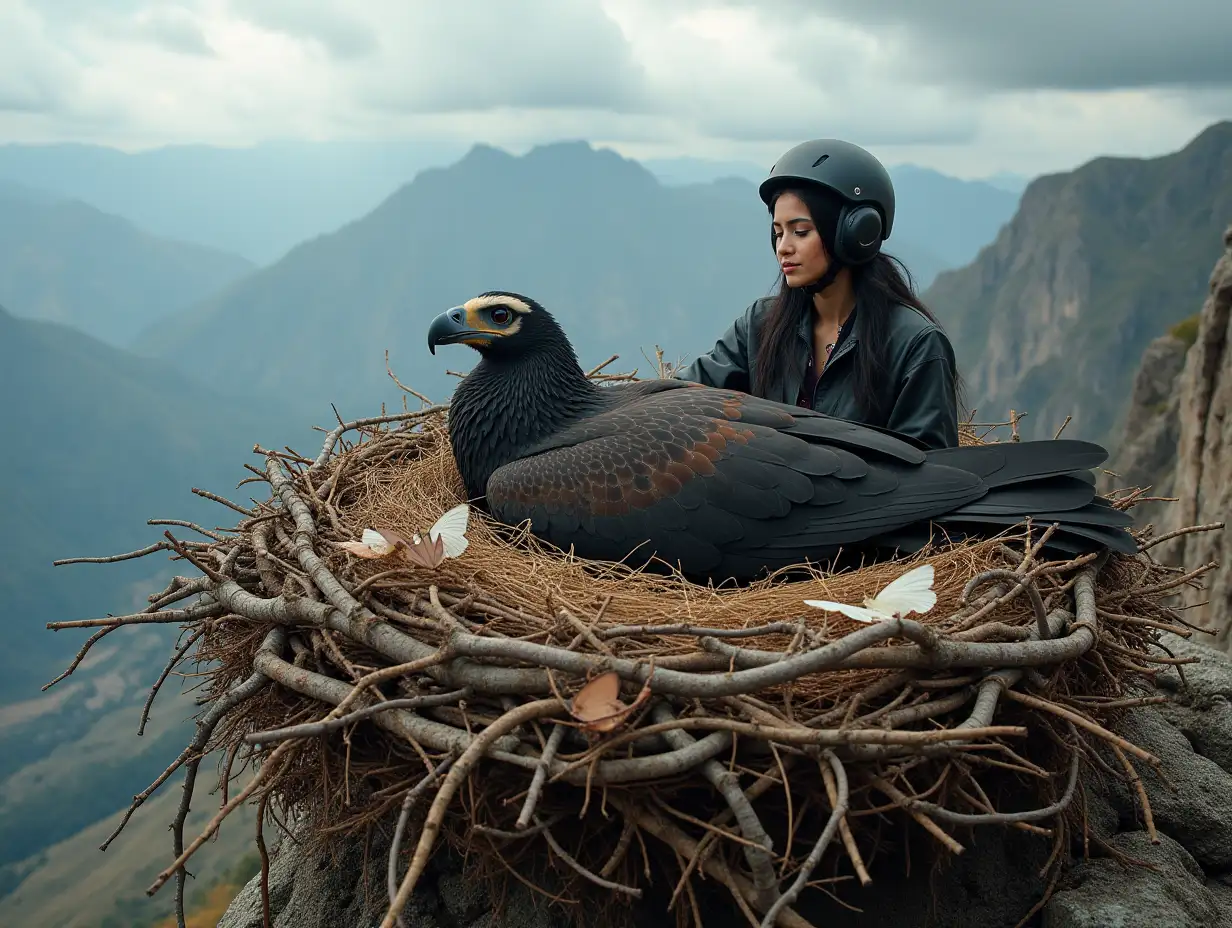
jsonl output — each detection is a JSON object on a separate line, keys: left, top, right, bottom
{"left": 484, "top": 389, "right": 986, "bottom": 574}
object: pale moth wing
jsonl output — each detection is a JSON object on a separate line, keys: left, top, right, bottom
{"left": 337, "top": 527, "right": 404, "bottom": 559}
{"left": 428, "top": 503, "right": 471, "bottom": 559}
{"left": 868, "top": 564, "right": 937, "bottom": 617}
{"left": 361, "top": 528, "right": 395, "bottom": 555}
{"left": 801, "top": 600, "right": 887, "bottom": 623}
{"left": 804, "top": 564, "right": 937, "bottom": 623}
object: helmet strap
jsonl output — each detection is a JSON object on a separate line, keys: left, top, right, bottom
{"left": 800, "top": 261, "right": 843, "bottom": 296}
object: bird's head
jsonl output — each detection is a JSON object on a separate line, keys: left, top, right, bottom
{"left": 427, "top": 291, "right": 571, "bottom": 361}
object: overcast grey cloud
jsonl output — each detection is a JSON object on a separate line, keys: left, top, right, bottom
{"left": 353, "top": 1, "right": 649, "bottom": 113}
{"left": 230, "top": 0, "right": 378, "bottom": 61}
{"left": 746, "top": 0, "right": 1232, "bottom": 91}
{"left": 129, "top": 6, "right": 215, "bottom": 57}
{"left": 0, "top": 0, "right": 1227, "bottom": 178}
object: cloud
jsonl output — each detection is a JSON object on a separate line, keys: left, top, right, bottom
{"left": 0, "top": 0, "right": 1226, "bottom": 179}
{"left": 703, "top": 0, "right": 1232, "bottom": 92}
{"left": 0, "top": 4, "right": 79, "bottom": 114}
{"left": 228, "top": 0, "right": 377, "bottom": 61}
{"left": 350, "top": 1, "right": 648, "bottom": 114}
{"left": 133, "top": 7, "right": 215, "bottom": 57}
{"left": 607, "top": 4, "right": 979, "bottom": 147}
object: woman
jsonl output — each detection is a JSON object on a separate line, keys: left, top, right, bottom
{"left": 677, "top": 139, "right": 961, "bottom": 450}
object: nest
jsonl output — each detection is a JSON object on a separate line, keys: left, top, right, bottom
{"left": 46, "top": 390, "right": 1220, "bottom": 928}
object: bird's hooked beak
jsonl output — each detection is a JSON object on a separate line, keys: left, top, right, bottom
{"left": 427, "top": 306, "right": 489, "bottom": 355}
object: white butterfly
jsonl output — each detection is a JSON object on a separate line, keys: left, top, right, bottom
{"left": 412, "top": 503, "right": 471, "bottom": 560}
{"left": 804, "top": 564, "right": 937, "bottom": 624}
{"left": 337, "top": 503, "right": 471, "bottom": 568}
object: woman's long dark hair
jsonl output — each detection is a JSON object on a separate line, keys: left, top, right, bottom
{"left": 753, "top": 185, "right": 958, "bottom": 421}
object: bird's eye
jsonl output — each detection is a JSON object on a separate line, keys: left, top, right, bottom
{"left": 490, "top": 307, "right": 512, "bottom": 325}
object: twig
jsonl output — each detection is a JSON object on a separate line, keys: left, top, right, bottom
{"left": 1004, "top": 691, "right": 1160, "bottom": 766}
{"left": 53, "top": 540, "right": 174, "bottom": 565}
{"left": 310, "top": 410, "right": 447, "bottom": 472}
{"left": 148, "top": 738, "right": 297, "bottom": 896}
{"left": 192, "top": 487, "right": 257, "bottom": 517}
{"left": 41, "top": 626, "right": 118, "bottom": 689}
{"left": 139, "top": 627, "right": 207, "bottom": 736}
{"left": 536, "top": 815, "right": 643, "bottom": 898}
{"left": 245, "top": 690, "right": 471, "bottom": 745}
{"left": 889, "top": 747, "right": 1080, "bottom": 827}
{"left": 760, "top": 751, "right": 849, "bottom": 927}
{"left": 1138, "top": 521, "right": 1225, "bottom": 552}
{"left": 820, "top": 752, "right": 870, "bottom": 886}
{"left": 385, "top": 349, "right": 434, "bottom": 407}
{"left": 148, "top": 519, "right": 231, "bottom": 542}
{"left": 871, "top": 777, "right": 965, "bottom": 855}
{"left": 584, "top": 354, "right": 621, "bottom": 378}
{"left": 387, "top": 755, "right": 456, "bottom": 928}
{"left": 613, "top": 798, "right": 813, "bottom": 928}
{"left": 381, "top": 700, "right": 563, "bottom": 928}
{"left": 255, "top": 792, "right": 272, "bottom": 928}
{"left": 516, "top": 723, "right": 566, "bottom": 829}
{"left": 47, "top": 600, "right": 222, "bottom": 630}
{"left": 101, "top": 632, "right": 281, "bottom": 851}
{"left": 961, "top": 569, "right": 1051, "bottom": 640}
{"left": 1111, "top": 744, "right": 1158, "bottom": 844}
{"left": 649, "top": 702, "right": 780, "bottom": 911}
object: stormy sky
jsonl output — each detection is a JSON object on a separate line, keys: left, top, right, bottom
{"left": 2, "top": 0, "right": 1230, "bottom": 177}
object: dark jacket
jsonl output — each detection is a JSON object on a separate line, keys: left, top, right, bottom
{"left": 676, "top": 297, "right": 960, "bottom": 450}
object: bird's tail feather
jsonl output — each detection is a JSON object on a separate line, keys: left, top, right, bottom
{"left": 926, "top": 440, "right": 1138, "bottom": 555}
{"left": 924, "top": 439, "right": 1109, "bottom": 488}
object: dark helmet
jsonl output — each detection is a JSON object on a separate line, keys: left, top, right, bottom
{"left": 759, "top": 139, "right": 896, "bottom": 261}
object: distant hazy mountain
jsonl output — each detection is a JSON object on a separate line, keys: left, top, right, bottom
{"left": 133, "top": 141, "right": 782, "bottom": 415}
{"left": 887, "top": 164, "right": 1024, "bottom": 270}
{"left": 132, "top": 139, "right": 1023, "bottom": 422}
{"left": 0, "top": 140, "right": 1020, "bottom": 285}
{"left": 641, "top": 156, "right": 768, "bottom": 186}
{"left": 0, "top": 140, "right": 467, "bottom": 265}
{"left": 924, "top": 120, "right": 1232, "bottom": 444}
{"left": 981, "top": 172, "right": 1032, "bottom": 195}
{"left": 0, "top": 305, "right": 286, "bottom": 704}
{"left": 0, "top": 191, "right": 253, "bottom": 346}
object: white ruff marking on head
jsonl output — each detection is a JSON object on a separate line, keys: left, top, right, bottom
{"left": 465, "top": 294, "right": 533, "bottom": 315}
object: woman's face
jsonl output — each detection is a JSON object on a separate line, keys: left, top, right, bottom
{"left": 772, "top": 191, "right": 830, "bottom": 287}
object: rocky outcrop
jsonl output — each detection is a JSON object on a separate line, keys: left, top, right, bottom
{"left": 1162, "top": 225, "right": 1232, "bottom": 647}
{"left": 221, "top": 636, "right": 1232, "bottom": 928}
{"left": 925, "top": 120, "right": 1232, "bottom": 444}
{"left": 1103, "top": 331, "right": 1190, "bottom": 526}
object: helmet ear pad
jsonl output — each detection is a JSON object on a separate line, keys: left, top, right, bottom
{"left": 832, "top": 203, "right": 884, "bottom": 265}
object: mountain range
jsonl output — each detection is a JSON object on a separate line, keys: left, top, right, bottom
{"left": 0, "top": 306, "right": 285, "bottom": 704}
{"left": 0, "top": 140, "right": 1021, "bottom": 286}
{"left": 925, "top": 120, "right": 1232, "bottom": 443}
{"left": 0, "top": 186, "right": 252, "bottom": 346}
{"left": 125, "top": 140, "right": 1022, "bottom": 421}
{"left": 0, "top": 139, "right": 468, "bottom": 266}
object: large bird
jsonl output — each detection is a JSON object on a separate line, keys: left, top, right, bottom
{"left": 427, "top": 292, "right": 1136, "bottom": 584}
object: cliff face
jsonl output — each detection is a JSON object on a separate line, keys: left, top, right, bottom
{"left": 1103, "top": 331, "right": 1190, "bottom": 526}
{"left": 925, "top": 121, "right": 1232, "bottom": 443}
{"left": 1163, "top": 224, "right": 1232, "bottom": 646}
